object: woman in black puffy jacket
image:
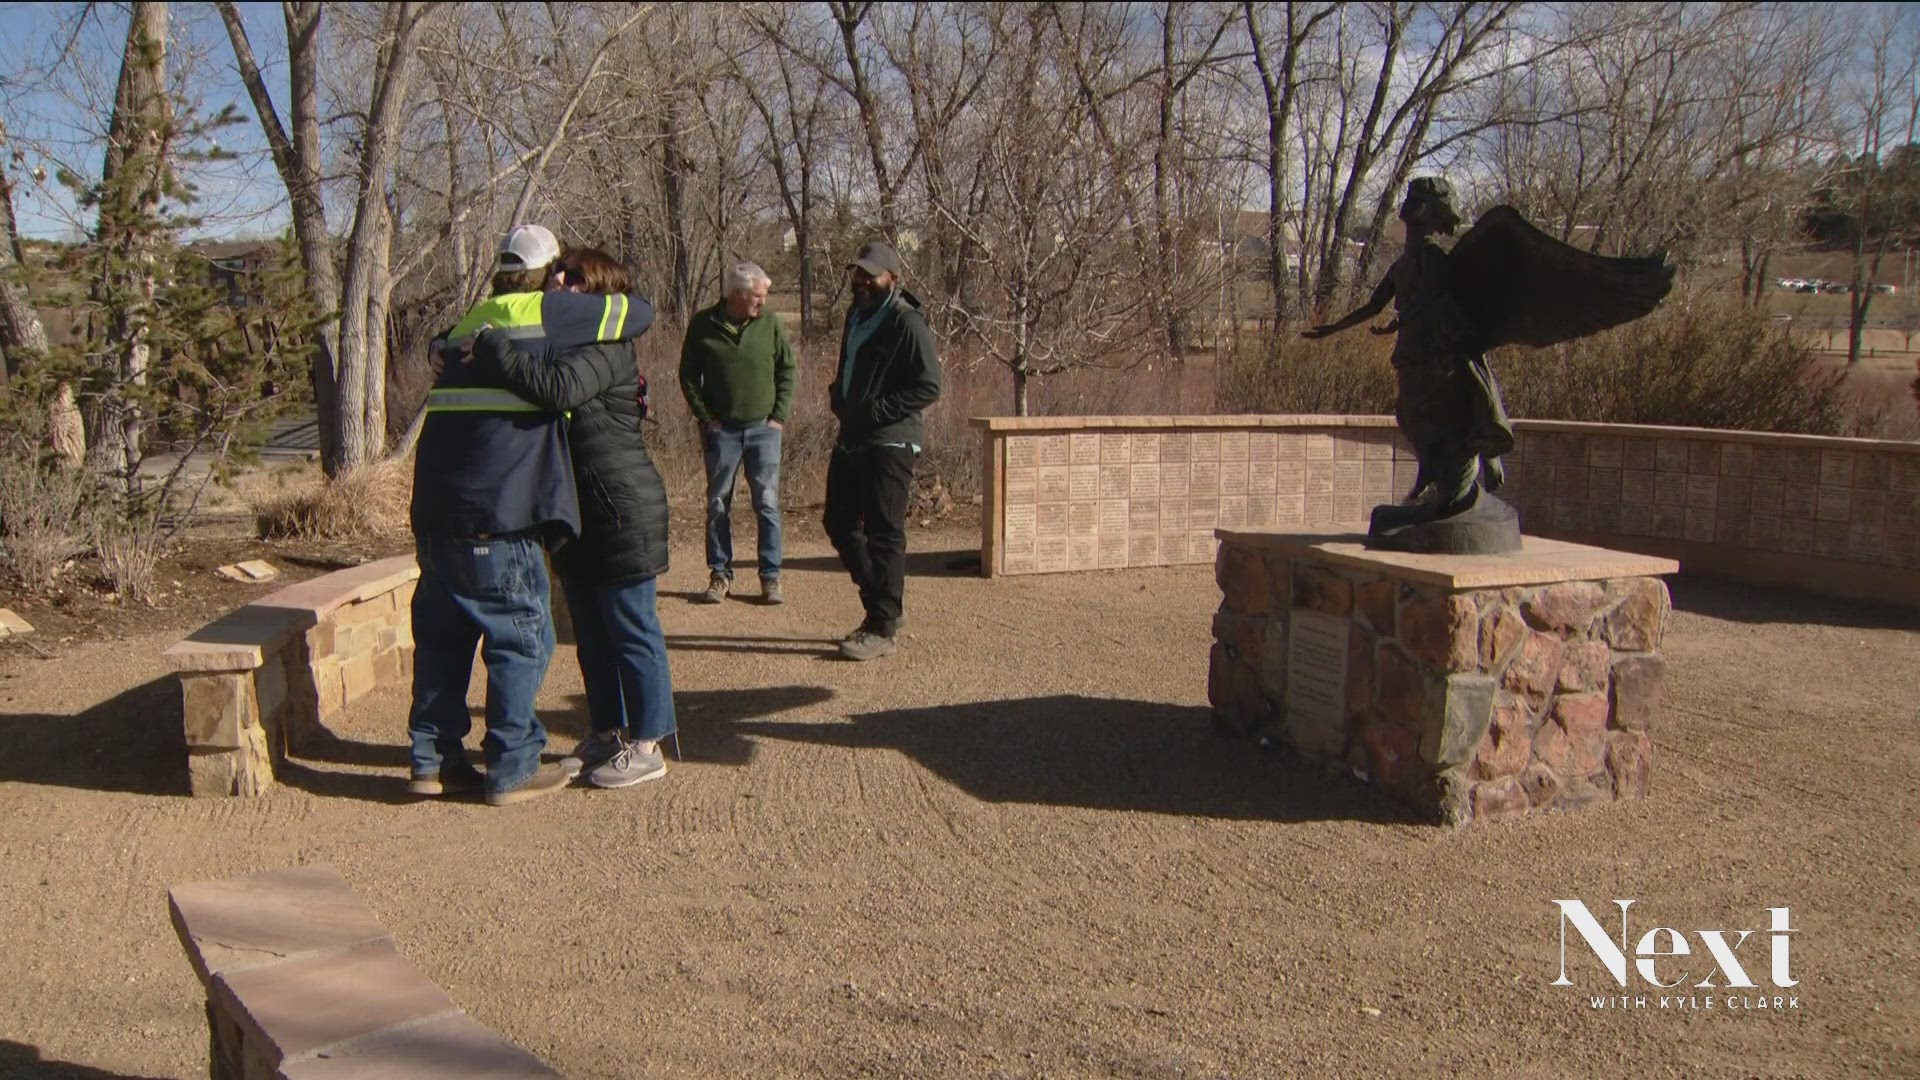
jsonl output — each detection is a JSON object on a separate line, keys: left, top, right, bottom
{"left": 469, "top": 247, "right": 675, "bottom": 789}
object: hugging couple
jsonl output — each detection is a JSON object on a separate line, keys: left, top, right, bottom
{"left": 404, "top": 225, "right": 672, "bottom": 806}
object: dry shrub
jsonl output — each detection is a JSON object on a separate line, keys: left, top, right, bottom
{"left": 253, "top": 456, "right": 413, "bottom": 540}
{"left": 0, "top": 454, "right": 95, "bottom": 590}
{"left": 96, "top": 521, "right": 161, "bottom": 603}
{"left": 1219, "top": 298, "right": 1850, "bottom": 435}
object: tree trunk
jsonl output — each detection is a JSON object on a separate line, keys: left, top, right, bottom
{"left": 219, "top": 1, "right": 343, "bottom": 473}
{"left": 334, "top": 2, "right": 435, "bottom": 473}
{"left": 660, "top": 100, "right": 692, "bottom": 324}
{"left": 91, "top": 0, "right": 171, "bottom": 494}
{"left": 0, "top": 162, "right": 49, "bottom": 377}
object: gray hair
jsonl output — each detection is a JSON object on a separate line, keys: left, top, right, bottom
{"left": 723, "top": 260, "right": 772, "bottom": 297}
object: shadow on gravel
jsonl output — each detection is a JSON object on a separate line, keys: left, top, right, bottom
{"left": 1667, "top": 575, "right": 1920, "bottom": 631}
{"left": 773, "top": 548, "right": 982, "bottom": 578}
{"left": 0, "top": 677, "right": 190, "bottom": 797}
{"left": 540, "top": 685, "right": 837, "bottom": 768}
{"left": 271, "top": 683, "right": 839, "bottom": 802}
{"left": 731, "top": 694, "right": 1416, "bottom": 824}
{"left": 0, "top": 1039, "right": 171, "bottom": 1079}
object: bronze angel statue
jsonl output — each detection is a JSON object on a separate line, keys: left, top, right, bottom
{"left": 1304, "top": 177, "right": 1675, "bottom": 554}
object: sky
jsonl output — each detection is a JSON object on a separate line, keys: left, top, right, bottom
{"left": 0, "top": 1, "right": 293, "bottom": 241}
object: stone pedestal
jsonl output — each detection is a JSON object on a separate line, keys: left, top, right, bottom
{"left": 1209, "top": 530, "right": 1678, "bottom": 825}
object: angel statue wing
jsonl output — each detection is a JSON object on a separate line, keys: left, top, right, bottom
{"left": 1446, "top": 205, "right": 1675, "bottom": 350}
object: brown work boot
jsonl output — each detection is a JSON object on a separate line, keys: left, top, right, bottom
{"left": 697, "top": 572, "right": 730, "bottom": 604}
{"left": 485, "top": 763, "right": 573, "bottom": 806}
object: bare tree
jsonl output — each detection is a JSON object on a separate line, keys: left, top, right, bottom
{"left": 1841, "top": 5, "right": 1920, "bottom": 365}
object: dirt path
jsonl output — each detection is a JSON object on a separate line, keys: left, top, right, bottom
{"left": 0, "top": 528, "right": 1915, "bottom": 1079}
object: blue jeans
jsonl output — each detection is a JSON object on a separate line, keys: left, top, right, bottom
{"left": 564, "top": 575, "right": 677, "bottom": 743}
{"left": 703, "top": 421, "right": 783, "bottom": 579}
{"left": 407, "top": 534, "right": 555, "bottom": 796}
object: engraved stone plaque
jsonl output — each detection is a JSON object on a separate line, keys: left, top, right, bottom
{"left": 1192, "top": 431, "right": 1221, "bottom": 461}
{"left": 1037, "top": 535, "right": 1070, "bottom": 572}
{"left": 1098, "top": 533, "right": 1129, "bottom": 568}
{"left": 1100, "top": 464, "right": 1131, "bottom": 499}
{"left": 1247, "top": 493, "right": 1276, "bottom": 528}
{"left": 1070, "top": 501, "right": 1098, "bottom": 536}
{"left": 1190, "top": 460, "right": 1221, "bottom": 497}
{"left": 1037, "top": 435, "right": 1070, "bottom": 467}
{"left": 1160, "top": 432, "right": 1193, "bottom": 463}
{"left": 1190, "top": 497, "right": 1219, "bottom": 531}
{"left": 1277, "top": 434, "right": 1304, "bottom": 460}
{"left": 1249, "top": 461, "right": 1278, "bottom": 494}
{"left": 1101, "top": 433, "right": 1132, "bottom": 462}
{"left": 1099, "top": 499, "right": 1129, "bottom": 535}
{"left": 1070, "top": 465, "right": 1100, "bottom": 502}
{"left": 1219, "top": 459, "right": 1248, "bottom": 496}
{"left": 1069, "top": 536, "right": 1098, "bottom": 569}
{"left": 1161, "top": 463, "right": 1190, "bottom": 496}
{"left": 1038, "top": 466, "right": 1071, "bottom": 503}
{"left": 1132, "top": 433, "right": 1161, "bottom": 463}
{"left": 1129, "top": 500, "right": 1159, "bottom": 533}
{"left": 1071, "top": 432, "right": 1101, "bottom": 464}
{"left": 1007, "top": 467, "right": 1037, "bottom": 504}
{"left": 1132, "top": 463, "right": 1161, "bottom": 498}
{"left": 1036, "top": 502, "right": 1068, "bottom": 539}
{"left": 1221, "top": 431, "right": 1249, "bottom": 461}
{"left": 1006, "top": 503, "right": 1036, "bottom": 540}
{"left": 1128, "top": 533, "right": 1161, "bottom": 566}
{"left": 1007, "top": 437, "right": 1039, "bottom": 468}
{"left": 1160, "top": 497, "right": 1189, "bottom": 533}
{"left": 1250, "top": 432, "right": 1277, "bottom": 461}
{"left": 1305, "top": 434, "right": 1335, "bottom": 461}
{"left": 1218, "top": 495, "right": 1248, "bottom": 529}
{"left": 1284, "top": 611, "right": 1348, "bottom": 734}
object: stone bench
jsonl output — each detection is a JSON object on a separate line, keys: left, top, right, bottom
{"left": 162, "top": 557, "right": 419, "bottom": 796}
{"left": 169, "top": 864, "right": 563, "bottom": 1077}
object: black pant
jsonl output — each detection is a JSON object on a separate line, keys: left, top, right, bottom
{"left": 823, "top": 444, "right": 915, "bottom": 636}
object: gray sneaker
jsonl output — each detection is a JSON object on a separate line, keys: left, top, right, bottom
{"left": 558, "top": 730, "right": 624, "bottom": 776}
{"left": 588, "top": 737, "right": 667, "bottom": 789}
{"left": 839, "top": 630, "right": 898, "bottom": 661}
{"left": 697, "top": 572, "right": 730, "bottom": 604}
{"left": 761, "top": 576, "right": 784, "bottom": 605}
{"left": 485, "top": 762, "right": 574, "bottom": 806}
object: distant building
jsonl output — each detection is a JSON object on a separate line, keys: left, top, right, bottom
{"left": 184, "top": 240, "right": 279, "bottom": 308}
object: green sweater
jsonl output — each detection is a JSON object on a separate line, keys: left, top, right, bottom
{"left": 678, "top": 303, "right": 797, "bottom": 424}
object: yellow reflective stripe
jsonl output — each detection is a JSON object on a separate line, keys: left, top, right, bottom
{"left": 596, "top": 294, "right": 628, "bottom": 341}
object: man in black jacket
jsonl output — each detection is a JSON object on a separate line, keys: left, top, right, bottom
{"left": 826, "top": 240, "right": 943, "bottom": 661}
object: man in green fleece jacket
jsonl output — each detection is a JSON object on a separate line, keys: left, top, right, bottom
{"left": 679, "top": 260, "right": 797, "bottom": 605}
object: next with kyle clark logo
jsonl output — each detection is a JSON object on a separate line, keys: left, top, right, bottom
{"left": 1550, "top": 900, "right": 1802, "bottom": 1011}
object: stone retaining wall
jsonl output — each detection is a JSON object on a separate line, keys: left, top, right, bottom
{"left": 972, "top": 415, "right": 1920, "bottom": 605}
{"left": 169, "top": 864, "right": 562, "bottom": 1077}
{"left": 1209, "top": 533, "right": 1677, "bottom": 825}
{"left": 162, "top": 558, "right": 419, "bottom": 797}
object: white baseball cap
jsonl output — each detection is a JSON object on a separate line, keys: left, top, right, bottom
{"left": 497, "top": 224, "right": 560, "bottom": 271}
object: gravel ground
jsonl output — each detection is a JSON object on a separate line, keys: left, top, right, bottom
{"left": 0, "top": 527, "right": 1914, "bottom": 1079}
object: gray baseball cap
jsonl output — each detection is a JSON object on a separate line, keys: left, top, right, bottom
{"left": 848, "top": 239, "right": 902, "bottom": 278}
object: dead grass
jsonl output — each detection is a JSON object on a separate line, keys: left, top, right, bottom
{"left": 0, "top": 455, "right": 95, "bottom": 591}
{"left": 250, "top": 456, "right": 413, "bottom": 541}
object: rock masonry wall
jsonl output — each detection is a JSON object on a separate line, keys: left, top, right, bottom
{"left": 1208, "top": 542, "right": 1669, "bottom": 825}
